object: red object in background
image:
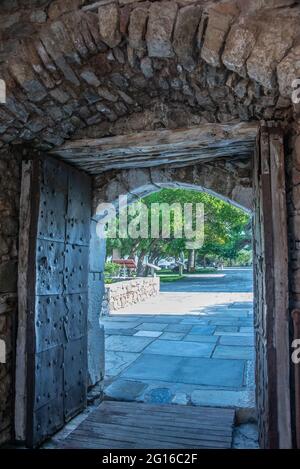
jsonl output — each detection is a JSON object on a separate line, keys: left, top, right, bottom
{"left": 113, "top": 259, "right": 136, "bottom": 269}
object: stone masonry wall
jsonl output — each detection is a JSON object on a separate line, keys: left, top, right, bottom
{"left": 101, "top": 277, "right": 160, "bottom": 316}
{"left": 0, "top": 0, "right": 299, "bottom": 151}
{"left": 0, "top": 147, "right": 21, "bottom": 445}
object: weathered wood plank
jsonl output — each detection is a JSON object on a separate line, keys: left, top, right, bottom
{"left": 292, "top": 309, "right": 300, "bottom": 449}
{"left": 98, "top": 399, "right": 235, "bottom": 417}
{"left": 254, "top": 124, "right": 291, "bottom": 449}
{"left": 74, "top": 420, "right": 232, "bottom": 443}
{"left": 15, "top": 161, "right": 33, "bottom": 441}
{"left": 269, "top": 127, "right": 291, "bottom": 448}
{"left": 51, "top": 123, "right": 259, "bottom": 174}
{"left": 259, "top": 124, "right": 278, "bottom": 449}
{"left": 57, "top": 401, "right": 235, "bottom": 449}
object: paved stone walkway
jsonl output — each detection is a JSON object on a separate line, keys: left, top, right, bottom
{"left": 102, "top": 269, "right": 255, "bottom": 417}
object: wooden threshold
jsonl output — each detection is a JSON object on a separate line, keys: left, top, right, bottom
{"left": 56, "top": 401, "right": 235, "bottom": 449}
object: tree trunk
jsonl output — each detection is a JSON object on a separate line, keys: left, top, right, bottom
{"left": 187, "top": 249, "right": 196, "bottom": 272}
{"left": 136, "top": 252, "right": 146, "bottom": 276}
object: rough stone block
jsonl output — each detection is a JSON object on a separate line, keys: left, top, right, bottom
{"left": 48, "top": 0, "right": 83, "bottom": 20}
{"left": 9, "top": 60, "right": 47, "bottom": 102}
{"left": 119, "top": 0, "right": 143, "bottom": 4}
{"left": 237, "top": 0, "right": 294, "bottom": 13}
{"left": 140, "top": 57, "right": 153, "bottom": 79}
{"left": 292, "top": 184, "right": 300, "bottom": 211}
{"left": 247, "top": 17, "right": 298, "bottom": 89}
{"left": 97, "top": 86, "right": 119, "bottom": 102}
{"left": 201, "top": 4, "right": 237, "bottom": 68}
{"left": 222, "top": 20, "right": 258, "bottom": 77}
{"left": 30, "top": 10, "right": 47, "bottom": 24}
{"left": 173, "top": 5, "right": 202, "bottom": 71}
{"left": 277, "top": 45, "right": 300, "bottom": 99}
{"left": 80, "top": 70, "right": 101, "bottom": 87}
{"left": 98, "top": 3, "right": 121, "bottom": 48}
{"left": 128, "top": 6, "right": 148, "bottom": 51}
{"left": 146, "top": 1, "right": 178, "bottom": 58}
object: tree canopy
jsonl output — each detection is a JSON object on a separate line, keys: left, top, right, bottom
{"left": 105, "top": 188, "right": 252, "bottom": 272}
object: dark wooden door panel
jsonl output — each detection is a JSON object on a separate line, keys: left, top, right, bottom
{"left": 26, "top": 157, "right": 91, "bottom": 447}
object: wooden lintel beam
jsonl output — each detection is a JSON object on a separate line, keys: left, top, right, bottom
{"left": 50, "top": 122, "right": 259, "bottom": 174}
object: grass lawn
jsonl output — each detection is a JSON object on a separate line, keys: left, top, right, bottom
{"left": 187, "top": 268, "right": 217, "bottom": 274}
{"left": 158, "top": 274, "right": 183, "bottom": 283}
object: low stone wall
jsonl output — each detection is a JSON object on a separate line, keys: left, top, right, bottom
{"left": 101, "top": 277, "right": 160, "bottom": 316}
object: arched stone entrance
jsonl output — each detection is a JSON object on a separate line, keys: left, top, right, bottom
{"left": 92, "top": 159, "right": 253, "bottom": 213}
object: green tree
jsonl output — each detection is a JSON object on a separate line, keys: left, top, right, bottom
{"left": 105, "top": 188, "right": 252, "bottom": 274}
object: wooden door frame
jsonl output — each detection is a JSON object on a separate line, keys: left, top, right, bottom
{"left": 253, "top": 123, "right": 291, "bottom": 448}
{"left": 15, "top": 122, "right": 292, "bottom": 448}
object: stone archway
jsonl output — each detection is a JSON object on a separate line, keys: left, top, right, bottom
{"left": 92, "top": 159, "right": 253, "bottom": 213}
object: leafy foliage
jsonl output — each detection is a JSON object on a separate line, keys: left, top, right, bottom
{"left": 106, "top": 188, "right": 252, "bottom": 272}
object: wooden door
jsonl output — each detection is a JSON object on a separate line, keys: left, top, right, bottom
{"left": 20, "top": 157, "right": 91, "bottom": 447}
{"left": 253, "top": 124, "right": 291, "bottom": 448}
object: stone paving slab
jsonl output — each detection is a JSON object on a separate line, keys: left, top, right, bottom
{"left": 134, "top": 330, "right": 162, "bottom": 338}
{"left": 191, "top": 389, "right": 255, "bottom": 409}
{"left": 105, "top": 351, "right": 140, "bottom": 377}
{"left": 105, "top": 328, "right": 137, "bottom": 336}
{"left": 180, "top": 318, "right": 210, "bottom": 324}
{"left": 143, "top": 339, "right": 215, "bottom": 358}
{"left": 121, "top": 354, "right": 246, "bottom": 387}
{"left": 233, "top": 423, "right": 259, "bottom": 449}
{"left": 205, "top": 310, "right": 249, "bottom": 318}
{"left": 231, "top": 302, "right": 253, "bottom": 309}
{"left": 158, "top": 332, "right": 186, "bottom": 340}
{"left": 215, "top": 326, "right": 239, "bottom": 333}
{"left": 237, "top": 319, "right": 254, "bottom": 326}
{"left": 102, "top": 321, "right": 142, "bottom": 329}
{"left": 240, "top": 327, "right": 254, "bottom": 333}
{"left": 164, "top": 324, "right": 193, "bottom": 333}
{"left": 209, "top": 318, "right": 241, "bottom": 325}
{"left": 183, "top": 334, "right": 218, "bottom": 344}
{"left": 135, "top": 322, "right": 169, "bottom": 331}
{"left": 105, "top": 379, "right": 148, "bottom": 401}
{"left": 220, "top": 335, "right": 254, "bottom": 346}
{"left": 244, "top": 361, "right": 255, "bottom": 388}
{"left": 106, "top": 335, "right": 155, "bottom": 353}
{"left": 213, "top": 345, "right": 254, "bottom": 360}
{"left": 214, "top": 331, "right": 254, "bottom": 336}
{"left": 105, "top": 315, "right": 155, "bottom": 321}
{"left": 189, "top": 325, "right": 216, "bottom": 335}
